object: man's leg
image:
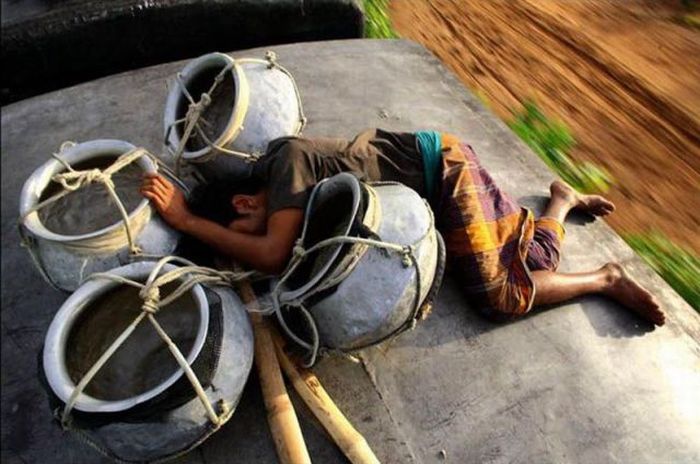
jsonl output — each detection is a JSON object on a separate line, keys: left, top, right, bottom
{"left": 544, "top": 180, "right": 615, "bottom": 224}
{"left": 529, "top": 181, "right": 664, "bottom": 326}
{"left": 531, "top": 263, "right": 665, "bottom": 325}
{"left": 526, "top": 181, "right": 615, "bottom": 272}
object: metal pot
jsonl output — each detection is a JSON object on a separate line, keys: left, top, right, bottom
{"left": 41, "top": 260, "right": 254, "bottom": 462}
{"left": 163, "top": 51, "right": 305, "bottom": 182}
{"left": 18, "top": 140, "right": 181, "bottom": 291}
{"left": 276, "top": 173, "right": 446, "bottom": 360}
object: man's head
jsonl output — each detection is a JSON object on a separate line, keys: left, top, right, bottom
{"left": 190, "top": 176, "right": 268, "bottom": 234}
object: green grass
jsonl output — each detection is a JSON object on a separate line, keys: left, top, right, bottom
{"left": 364, "top": 0, "right": 399, "bottom": 39}
{"left": 625, "top": 233, "right": 700, "bottom": 311}
{"left": 508, "top": 100, "right": 612, "bottom": 193}
{"left": 681, "top": 13, "right": 700, "bottom": 29}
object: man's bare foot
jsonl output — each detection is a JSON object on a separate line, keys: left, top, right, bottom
{"left": 602, "top": 263, "right": 665, "bottom": 326}
{"left": 550, "top": 180, "right": 615, "bottom": 217}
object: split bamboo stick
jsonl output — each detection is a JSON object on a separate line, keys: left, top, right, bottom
{"left": 271, "top": 328, "right": 381, "bottom": 464}
{"left": 236, "top": 280, "right": 311, "bottom": 464}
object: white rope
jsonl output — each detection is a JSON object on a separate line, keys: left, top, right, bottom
{"left": 60, "top": 256, "right": 258, "bottom": 428}
{"left": 271, "top": 234, "right": 420, "bottom": 367}
{"left": 165, "top": 51, "right": 306, "bottom": 172}
{"left": 20, "top": 147, "right": 152, "bottom": 255}
{"left": 261, "top": 50, "right": 307, "bottom": 135}
{"left": 270, "top": 185, "right": 436, "bottom": 366}
{"left": 164, "top": 61, "right": 263, "bottom": 176}
{"left": 18, "top": 145, "right": 191, "bottom": 288}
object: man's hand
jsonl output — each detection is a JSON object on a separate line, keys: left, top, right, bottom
{"left": 140, "top": 174, "right": 191, "bottom": 229}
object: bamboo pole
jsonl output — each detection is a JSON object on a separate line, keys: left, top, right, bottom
{"left": 271, "top": 328, "right": 381, "bottom": 464}
{"left": 236, "top": 281, "right": 311, "bottom": 464}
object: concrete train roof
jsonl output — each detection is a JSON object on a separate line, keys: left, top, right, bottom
{"left": 2, "top": 39, "right": 699, "bottom": 463}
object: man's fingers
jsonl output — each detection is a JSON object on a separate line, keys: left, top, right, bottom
{"left": 143, "top": 173, "right": 174, "bottom": 191}
{"left": 145, "top": 182, "right": 170, "bottom": 199}
{"left": 152, "top": 190, "right": 168, "bottom": 206}
{"left": 141, "top": 179, "right": 157, "bottom": 190}
{"left": 152, "top": 174, "right": 175, "bottom": 192}
{"left": 141, "top": 188, "right": 168, "bottom": 209}
{"left": 141, "top": 176, "right": 162, "bottom": 190}
{"left": 142, "top": 173, "right": 161, "bottom": 182}
{"left": 142, "top": 177, "right": 174, "bottom": 197}
{"left": 141, "top": 190, "right": 162, "bottom": 208}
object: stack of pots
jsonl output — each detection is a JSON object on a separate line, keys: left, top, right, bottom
{"left": 18, "top": 49, "right": 304, "bottom": 462}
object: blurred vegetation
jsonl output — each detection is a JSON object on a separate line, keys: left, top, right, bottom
{"left": 508, "top": 100, "right": 612, "bottom": 193}
{"left": 625, "top": 233, "right": 700, "bottom": 311}
{"left": 681, "top": 13, "right": 700, "bottom": 29}
{"left": 364, "top": 0, "right": 399, "bottom": 38}
{"left": 679, "top": 0, "right": 700, "bottom": 28}
{"left": 474, "top": 89, "right": 491, "bottom": 108}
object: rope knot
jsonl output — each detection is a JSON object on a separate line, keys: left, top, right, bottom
{"left": 186, "top": 93, "right": 211, "bottom": 121}
{"left": 53, "top": 168, "right": 112, "bottom": 191}
{"left": 129, "top": 244, "right": 143, "bottom": 256}
{"left": 292, "top": 244, "right": 306, "bottom": 258}
{"left": 265, "top": 50, "right": 278, "bottom": 68}
{"left": 401, "top": 245, "right": 414, "bottom": 268}
{"left": 140, "top": 286, "right": 161, "bottom": 314}
{"left": 199, "top": 92, "right": 212, "bottom": 107}
{"left": 59, "top": 141, "right": 77, "bottom": 153}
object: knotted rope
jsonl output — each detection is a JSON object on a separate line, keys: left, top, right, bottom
{"left": 270, "top": 182, "right": 435, "bottom": 367}
{"left": 18, "top": 144, "right": 190, "bottom": 289}
{"left": 60, "top": 256, "right": 259, "bottom": 428}
{"left": 260, "top": 50, "right": 307, "bottom": 135}
{"left": 164, "top": 51, "right": 307, "bottom": 174}
{"left": 21, "top": 146, "right": 150, "bottom": 253}
{"left": 165, "top": 60, "right": 259, "bottom": 176}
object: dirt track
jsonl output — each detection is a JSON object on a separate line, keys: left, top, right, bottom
{"left": 390, "top": 0, "right": 700, "bottom": 253}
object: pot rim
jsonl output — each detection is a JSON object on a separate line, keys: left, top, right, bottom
{"left": 163, "top": 52, "right": 249, "bottom": 161}
{"left": 42, "top": 261, "right": 210, "bottom": 413}
{"left": 18, "top": 139, "right": 155, "bottom": 243}
{"left": 280, "top": 172, "right": 363, "bottom": 302}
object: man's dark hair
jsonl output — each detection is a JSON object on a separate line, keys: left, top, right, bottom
{"left": 175, "top": 175, "right": 265, "bottom": 266}
{"left": 188, "top": 175, "right": 265, "bottom": 226}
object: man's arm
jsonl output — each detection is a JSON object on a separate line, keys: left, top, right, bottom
{"left": 141, "top": 174, "right": 303, "bottom": 274}
{"left": 178, "top": 209, "right": 303, "bottom": 274}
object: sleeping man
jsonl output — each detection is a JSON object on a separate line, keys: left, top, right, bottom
{"left": 141, "top": 129, "right": 665, "bottom": 326}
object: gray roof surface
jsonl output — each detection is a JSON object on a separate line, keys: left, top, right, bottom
{"left": 2, "top": 39, "right": 699, "bottom": 464}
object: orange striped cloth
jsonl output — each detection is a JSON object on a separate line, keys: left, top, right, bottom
{"left": 435, "top": 134, "right": 565, "bottom": 320}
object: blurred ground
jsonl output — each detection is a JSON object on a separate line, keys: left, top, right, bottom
{"left": 390, "top": 0, "right": 700, "bottom": 253}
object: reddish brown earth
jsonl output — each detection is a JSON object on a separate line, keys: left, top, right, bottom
{"left": 390, "top": 0, "right": 700, "bottom": 253}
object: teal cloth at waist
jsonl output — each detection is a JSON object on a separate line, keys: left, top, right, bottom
{"left": 415, "top": 130, "right": 442, "bottom": 200}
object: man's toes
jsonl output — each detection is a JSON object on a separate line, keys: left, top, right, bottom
{"left": 594, "top": 205, "right": 612, "bottom": 216}
{"left": 601, "top": 202, "right": 615, "bottom": 215}
{"left": 600, "top": 201, "right": 615, "bottom": 213}
{"left": 651, "top": 307, "right": 666, "bottom": 326}
{"left": 643, "top": 298, "right": 665, "bottom": 325}
{"left": 585, "top": 196, "right": 615, "bottom": 216}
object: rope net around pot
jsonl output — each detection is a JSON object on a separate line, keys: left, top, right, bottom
{"left": 57, "top": 256, "right": 257, "bottom": 429}
{"left": 270, "top": 179, "right": 444, "bottom": 367}
{"left": 164, "top": 51, "right": 307, "bottom": 176}
{"left": 18, "top": 143, "right": 188, "bottom": 288}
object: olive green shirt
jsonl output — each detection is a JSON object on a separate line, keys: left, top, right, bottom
{"left": 254, "top": 128, "right": 425, "bottom": 215}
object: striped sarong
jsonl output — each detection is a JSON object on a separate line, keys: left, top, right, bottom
{"left": 435, "top": 134, "right": 564, "bottom": 320}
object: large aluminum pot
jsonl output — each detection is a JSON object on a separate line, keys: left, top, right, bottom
{"left": 276, "top": 173, "right": 446, "bottom": 361}
{"left": 163, "top": 51, "right": 305, "bottom": 182}
{"left": 18, "top": 140, "right": 181, "bottom": 291}
{"left": 41, "top": 260, "right": 254, "bottom": 462}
